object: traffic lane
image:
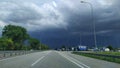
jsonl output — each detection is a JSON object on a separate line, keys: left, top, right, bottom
{"left": 31, "top": 51, "right": 80, "bottom": 68}
{"left": 57, "top": 51, "right": 90, "bottom": 68}
{"left": 63, "top": 51, "right": 120, "bottom": 68}
{"left": 0, "top": 51, "right": 51, "bottom": 68}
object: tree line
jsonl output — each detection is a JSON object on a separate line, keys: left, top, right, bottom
{"left": 0, "top": 25, "right": 49, "bottom": 50}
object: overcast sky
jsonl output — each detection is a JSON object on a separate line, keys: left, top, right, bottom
{"left": 0, "top": 0, "right": 120, "bottom": 48}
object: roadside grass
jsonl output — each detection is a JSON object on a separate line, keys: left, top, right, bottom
{"left": 95, "top": 52, "right": 120, "bottom": 56}
{"left": 72, "top": 52, "right": 120, "bottom": 64}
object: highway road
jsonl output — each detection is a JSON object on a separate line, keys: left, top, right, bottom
{"left": 0, "top": 51, "right": 120, "bottom": 68}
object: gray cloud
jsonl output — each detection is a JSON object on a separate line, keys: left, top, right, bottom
{"left": 0, "top": 0, "right": 120, "bottom": 34}
{"left": 0, "top": 0, "right": 120, "bottom": 47}
{"left": 0, "top": 0, "right": 67, "bottom": 31}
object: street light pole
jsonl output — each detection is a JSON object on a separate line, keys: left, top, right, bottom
{"left": 79, "top": 33, "right": 82, "bottom": 46}
{"left": 81, "top": 1, "right": 97, "bottom": 49}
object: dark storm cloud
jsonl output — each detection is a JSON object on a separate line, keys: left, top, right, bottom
{"left": 0, "top": 0, "right": 120, "bottom": 47}
{"left": 57, "top": 0, "right": 120, "bottom": 36}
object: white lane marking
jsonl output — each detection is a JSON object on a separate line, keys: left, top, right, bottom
{"left": 31, "top": 51, "right": 51, "bottom": 67}
{"left": 31, "top": 56, "right": 45, "bottom": 66}
{"left": 68, "top": 56, "right": 90, "bottom": 68}
{"left": 58, "top": 52, "right": 90, "bottom": 68}
{"left": 58, "top": 52, "right": 84, "bottom": 68}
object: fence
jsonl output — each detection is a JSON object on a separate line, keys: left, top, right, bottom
{"left": 0, "top": 51, "right": 39, "bottom": 59}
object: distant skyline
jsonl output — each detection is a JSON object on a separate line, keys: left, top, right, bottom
{"left": 0, "top": 0, "right": 120, "bottom": 48}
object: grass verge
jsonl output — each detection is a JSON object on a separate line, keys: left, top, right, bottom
{"left": 95, "top": 52, "right": 120, "bottom": 56}
{"left": 72, "top": 52, "right": 120, "bottom": 64}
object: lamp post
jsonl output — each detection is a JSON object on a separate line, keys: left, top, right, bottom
{"left": 81, "top": 1, "right": 98, "bottom": 49}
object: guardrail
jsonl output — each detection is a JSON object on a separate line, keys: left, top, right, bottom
{"left": 73, "top": 52, "right": 120, "bottom": 59}
{"left": 0, "top": 51, "right": 39, "bottom": 59}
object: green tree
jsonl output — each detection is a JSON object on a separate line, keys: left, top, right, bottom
{"left": 2, "top": 25, "right": 29, "bottom": 50}
{"left": 0, "top": 37, "right": 13, "bottom": 50}
{"left": 107, "top": 45, "right": 113, "bottom": 51}
{"left": 21, "top": 45, "right": 31, "bottom": 50}
{"left": 61, "top": 45, "right": 66, "bottom": 49}
{"left": 6, "top": 38, "right": 14, "bottom": 50}
{"left": 40, "top": 44, "right": 49, "bottom": 50}
{"left": 29, "top": 38, "right": 40, "bottom": 50}
{"left": 61, "top": 45, "right": 66, "bottom": 51}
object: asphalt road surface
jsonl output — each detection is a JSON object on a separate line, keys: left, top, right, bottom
{"left": 0, "top": 51, "right": 120, "bottom": 68}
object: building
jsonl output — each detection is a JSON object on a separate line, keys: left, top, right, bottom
{"left": 104, "top": 48, "right": 110, "bottom": 52}
{"left": 100, "top": 47, "right": 110, "bottom": 52}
